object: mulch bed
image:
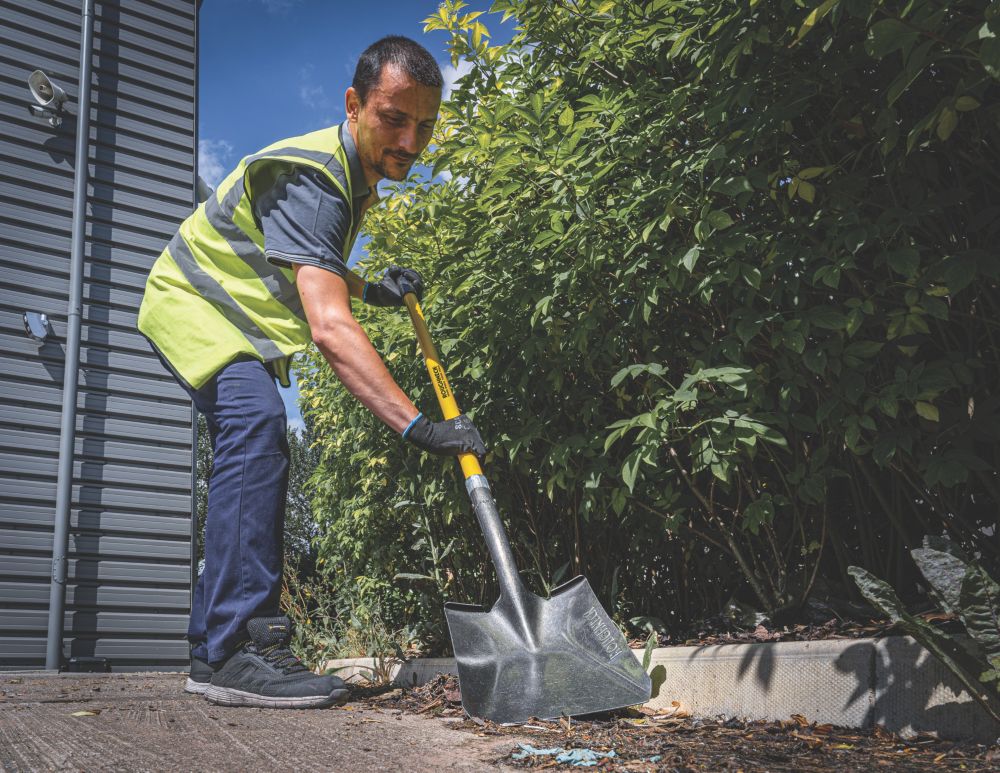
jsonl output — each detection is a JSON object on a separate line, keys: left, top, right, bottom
{"left": 350, "top": 674, "right": 999, "bottom": 772}
{"left": 646, "top": 612, "right": 960, "bottom": 649}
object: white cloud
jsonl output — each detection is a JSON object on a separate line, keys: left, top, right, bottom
{"left": 197, "top": 139, "right": 233, "bottom": 188}
{"left": 299, "top": 64, "right": 331, "bottom": 111}
{"left": 299, "top": 83, "right": 327, "bottom": 109}
{"left": 441, "top": 59, "right": 473, "bottom": 100}
{"left": 259, "top": 0, "right": 300, "bottom": 14}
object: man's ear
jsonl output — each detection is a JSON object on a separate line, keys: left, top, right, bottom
{"left": 345, "top": 86, "right": 361, "bottom": 122}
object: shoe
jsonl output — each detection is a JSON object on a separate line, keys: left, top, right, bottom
{"left": 184, "top": 653, "right": 217, "bottom": 695}
{"left": 204, "top": 615, "right": 348, "bottom": 709}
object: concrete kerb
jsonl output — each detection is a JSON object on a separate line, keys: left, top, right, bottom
{"left": 323, "top": 636, "right": 999, "bottom": 744}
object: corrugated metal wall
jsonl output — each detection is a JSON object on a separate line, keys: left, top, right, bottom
{"left": 0, "top": 0, "right": 198, "bottom": 670}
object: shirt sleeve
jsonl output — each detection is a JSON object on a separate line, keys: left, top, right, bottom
{"left": 252, "top": 166, "right": 352, "bottom": 277}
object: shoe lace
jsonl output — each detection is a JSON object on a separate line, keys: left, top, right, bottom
{"left": 252, "top": 641, "right": 309, "bottom": 674}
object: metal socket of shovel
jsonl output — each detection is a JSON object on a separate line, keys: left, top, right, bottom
{"left": 403, "top": 293, "right": 652, "bottom": 724}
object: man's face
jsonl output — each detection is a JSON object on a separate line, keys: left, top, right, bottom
{"left": 346, "top": 65, "right": 441, "bottom": 184}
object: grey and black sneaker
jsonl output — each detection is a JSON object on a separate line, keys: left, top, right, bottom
{"left": 184, "top": 652, "right": 217, "bottom": 695}
{"left": 204, "top": 616, "right": 348, "bottom": 709}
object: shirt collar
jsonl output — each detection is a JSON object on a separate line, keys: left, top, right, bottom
{"left": 339, "top": 120, "right": 373, "bottom": 201}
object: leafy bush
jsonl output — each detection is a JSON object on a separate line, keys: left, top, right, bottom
{"left": 850, "top": 536, "right": 1000, "bottom": 723}
{"left": 299, "top": 0, "right": 1000, "bottom": 647}
{"left": 281, "top": 562, "right": 417, "bottom": 673}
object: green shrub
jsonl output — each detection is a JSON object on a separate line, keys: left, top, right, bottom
{"left": 299, "top": 0, "right": 1000, "bottom": 646}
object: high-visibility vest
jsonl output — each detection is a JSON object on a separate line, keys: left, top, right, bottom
{"left": 138, "top": 124, "right": 361, "bottom": 389}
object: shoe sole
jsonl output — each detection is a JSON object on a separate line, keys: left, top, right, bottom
{"left": 204, "top": 684, "right": 349, "bottom": 709}
{"left": 184, "top": 677, "right": 210, "bottom": 695}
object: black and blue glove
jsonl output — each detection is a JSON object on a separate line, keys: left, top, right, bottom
{"left": 402, "top": 413, "right": 487, "bottom": 457}
{"left": 363, "top": 265, "right": 424, "bottom": 307}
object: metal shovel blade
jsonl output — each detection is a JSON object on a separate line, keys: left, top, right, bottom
{"left": 444, "top": 574, "right": 652, "bottom": 724}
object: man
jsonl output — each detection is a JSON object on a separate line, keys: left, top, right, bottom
{"left": 138, "top": 36, "right": 485, "bottom": 709}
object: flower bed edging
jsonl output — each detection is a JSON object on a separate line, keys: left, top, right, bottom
{"left": 323, "top": 637, "right": 999, "bottom": 743}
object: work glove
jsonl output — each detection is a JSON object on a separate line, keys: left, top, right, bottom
{"left": 402, "top": 413, "right": 487, "bottom": 457}
{"left": 363, "top": 265, "right": 424, "bottom": 307}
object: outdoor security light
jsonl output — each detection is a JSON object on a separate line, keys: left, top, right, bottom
{"left": 27, "top": 69, "right": 67, "bottom": 127}
{"left": 23, "top": 311, "right": 53, "bottom": 343}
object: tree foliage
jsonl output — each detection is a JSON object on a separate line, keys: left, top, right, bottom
{"left": 300, "top": 0, "right": 1000, "bottom": 648}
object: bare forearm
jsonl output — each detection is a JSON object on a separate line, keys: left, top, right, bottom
{"left": 314, "top": 319, "right": 417, "bottom": 433}
{"left": 344, "top": 270, "right": 366, "bottom": 300}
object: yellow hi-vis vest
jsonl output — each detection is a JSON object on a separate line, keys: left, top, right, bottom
{"left": 138, "top": 124, "right": 360, "bottom": 389}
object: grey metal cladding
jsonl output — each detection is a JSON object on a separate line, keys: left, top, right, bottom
{"left": 0, "top": 0, "right": 198, "bottom": 669}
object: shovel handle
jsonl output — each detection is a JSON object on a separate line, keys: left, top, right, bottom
{"left": 403, "top": 293, "right": 483, "bottom": 481}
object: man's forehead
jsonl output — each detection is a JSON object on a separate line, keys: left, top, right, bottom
{"left": 368, "top": 65, "right": 440, "bottom": 113}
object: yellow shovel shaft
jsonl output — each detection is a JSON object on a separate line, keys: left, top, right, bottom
{"left": 403, "top": 293, "right": 483, "bottom": 480}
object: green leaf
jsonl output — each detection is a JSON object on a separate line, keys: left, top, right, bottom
{"left": 642, "top": 633, "right": 656, "bottom": 671}
{"left": 797, "top": 166, "right": 827, "bottom": 180}
{"left": 558, "top": 105, "right": 575, "bottom": 127}
{"left": 912, "top": 542, "right": 970, "bottom": 615}
{"left": 393, "top": 572, "right": 433, "bottom": 582}
{"left": 849, "top": 566, "right": 1000, "bottom": 723}
{"left": 742, "top": 495, "right": 774, "bottom": 536}
{"left": 796, "top": 0, "right": 839, "bottom": 43}
{"left": 784, "top": 331, "right": 806, "bottom": 354}
{"left": 707, "top": 210, "right": 734, "bottom": 230}
{"left": 611, "top": 363, "right": 666, "bottom": 388}
{"left": 846, "top": 308, "right": 864, "bottom": 337}
{"left": 844, "top": 341, "right": 883, "bottom": 359}
{"left": 803, "top": 348, "right": 827, "bottom": 374}
{"left": 936, "top": 108, "right": 959, "bottom": 141}
{"left": 958, "top": 565, "right": 1000, "bottom": 683}
{"left": 681, "top": 246, "right": 700, "bottom": 273}
{"left": 736, "top": 317, "right": 762, "bottom": 344}
{"left": 810, "top": 306, "right": 848, "bottom": 330}
{"left": 622, "top": 454, "right": 641, "bottom": 493}
{"left": 980, "top": 38, "right": 1000, "bottom": 79}
{"left": 866, "top": 19, "right": 919, "bottom": 60}
{"left": 886, "top": 248, "right": 920, "bottom": 278}
{"left": 710, "top": 176, "right": 753, "bottom": 196}
{"left": 915, "top": 401, "right": 940, "bottom": 422}
{"left": 956, "top": 96, "right": 981, "bottom": 112}
{"left": 796, "top": 179, "right": 816, "bottom": 203}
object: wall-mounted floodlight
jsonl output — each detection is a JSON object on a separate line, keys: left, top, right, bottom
{"left": 27, "top": 69, "right": 68, "bottom": 127}
{"left": 23, "top": 311, "right": 54, "bottom": 343}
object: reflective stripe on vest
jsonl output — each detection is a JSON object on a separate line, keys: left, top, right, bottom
{"left": 138, "top": 125, "right": 357, "bottom": 390}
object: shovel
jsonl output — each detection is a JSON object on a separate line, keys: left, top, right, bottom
{"left": 403, "top": 292, "right": 652, "bottom": 724}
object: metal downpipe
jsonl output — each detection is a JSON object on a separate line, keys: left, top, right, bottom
{"left": 45, "top": 0, "right": 96, "bottom": 671}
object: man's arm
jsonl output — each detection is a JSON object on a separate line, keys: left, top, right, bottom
{"left": 295, "top": 263, "right": 416, "bottom": 433}
{"left": 342, "top": 269, "right": 366, "bottom": 301}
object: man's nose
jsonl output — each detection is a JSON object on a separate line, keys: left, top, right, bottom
{"left": 398, "top": 123, "right": 420, "bottom": 154}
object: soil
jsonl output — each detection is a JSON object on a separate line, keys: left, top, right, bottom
{"left": 353, "top": 673, "right": 1000, "bottom": 772}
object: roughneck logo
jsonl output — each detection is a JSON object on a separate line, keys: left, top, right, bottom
{"left": 431, "top": 364, "right": 450, "bottom": 399}
{"left": 582, "top": 606, "right": 623, "bottom": 661}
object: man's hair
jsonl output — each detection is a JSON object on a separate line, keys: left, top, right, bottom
{"left": 352, "top": 36, "right": 443, "bottom": 104}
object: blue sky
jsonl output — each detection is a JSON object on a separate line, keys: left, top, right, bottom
{"left": 197, "top": 0, "right": 511, "bottom": 430}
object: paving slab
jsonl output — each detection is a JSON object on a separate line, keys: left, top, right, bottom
{"left": 0, "top": 673, "right": 523, "bottom": 772}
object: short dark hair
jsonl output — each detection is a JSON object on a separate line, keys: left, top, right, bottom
{"left": 352, "top": 36, "right": 443, "bottom": 104}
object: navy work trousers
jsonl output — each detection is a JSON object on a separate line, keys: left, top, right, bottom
{"left": 178, "top": 356, "right": 289, "bottom": 664}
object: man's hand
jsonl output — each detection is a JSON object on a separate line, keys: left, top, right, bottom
{"left": 403, "top": 413, "right": 487, "bottom": 457}
{"left": 363, "top": 265, "right": 424, "bottom": 307}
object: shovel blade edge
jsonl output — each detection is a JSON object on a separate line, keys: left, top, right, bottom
{"left": 444, "top": 578, "right": 652, "bottom": 724}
